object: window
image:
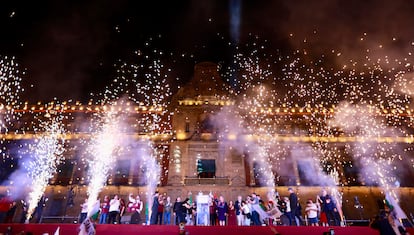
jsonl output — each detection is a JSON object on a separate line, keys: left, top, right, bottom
{"left": 196, "top": 159, "right": 215, "bottom": 178}
{"left": 297, "top": 160, "right": 316, "bottom": 186}
{"left": 53, "top": 159, "right": 74, "bottom": 185}
{"left": 185, "top": 121, "right": 190, "bottom": 133}
{"left": 342, "top": 161, "right": 361, "bottom": 186}
{"left": 112, "top": 160, "right": 131, "bottom": 185}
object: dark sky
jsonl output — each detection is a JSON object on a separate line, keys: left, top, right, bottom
{"left": 1, "top": 0, "right": 414, "bottom": 102}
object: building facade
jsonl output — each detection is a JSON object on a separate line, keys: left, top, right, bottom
{"left": 1, "top": 62, "right": 414, "bottom": 222}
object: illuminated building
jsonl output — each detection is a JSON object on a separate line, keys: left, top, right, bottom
{"left": 1, "top": 62, "right": 414, "bottom": 222}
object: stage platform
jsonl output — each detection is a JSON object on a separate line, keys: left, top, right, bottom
{"left": 1, "top": 224, "right": 413, "bottom": 235}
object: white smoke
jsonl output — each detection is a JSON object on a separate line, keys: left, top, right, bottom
{"left": 1, "top": 159, "right": 32, "bottom": 200}
{"left": 212, "top": 101, "right": 275, "bottom": 187}
{"left": 330, "top": 101, "right": 407, "bottom": 209}
{"left": 83, "top": 101, "right": 161, "bottom": 218}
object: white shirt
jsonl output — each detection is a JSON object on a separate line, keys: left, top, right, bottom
{"left": 285, "top": 201, "right": 291, "bottom": 213}
{"left": 305, "top": 203, "right": 318, "bottom": 218}
{"left": 242, "top": 204, "right": 251, "bottom": 215}
{"left": 109, "top": 199, "right": 120, "bottom": 212}
{"left": 81, "top": 202, "right": 88, "bottom": 213}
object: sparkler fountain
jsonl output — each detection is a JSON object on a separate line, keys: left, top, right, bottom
{"left": 84, "top": 106, "right": 125, "bottom": 218}
{"left": 1, "top": 30, "right": 414, "bottom": 230}
{"left": 330, "top": 102, "right": 409, "bottom": 223}
{"left": 214, "top": 36, "right": 414, "bottom": 225}
{"left": 129, "top": 139, "right": 161, "bottom": 225}
{"left": 82, "top": 46, "right": 171, "bottom": 222}
{"left": 23, "top": 115, "right": 66, "bottom": 223}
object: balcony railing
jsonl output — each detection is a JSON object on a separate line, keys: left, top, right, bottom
{"left": 184, "top": 177, "right": 229, "bottom": 185}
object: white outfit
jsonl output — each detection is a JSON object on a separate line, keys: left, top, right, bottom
{"left": 241, "top": 204, "right": 251, "bottom": 226}
{"left": 305, "top": 203, "right": 318, "bottom": 219}
{"left": 109, "top": 199, "right": 120, "bottom": 212}
{"left": 81, "top": 202, "right": 88, "bottom": 213}
{"left": 236, "top": 200, "right": 244, "bottom": 226}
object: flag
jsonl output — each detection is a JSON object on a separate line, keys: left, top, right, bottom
{"left": 87, "top": 199, "right": 100, "bottom": 218}
{"left": 385, "top": 193, "right": 407, "bottom": 220}
{"left": 53, "top": 227, "right": 60, "bottom": 235}
{"left": 78, "top": 218, "right": 95, "bottom": 235}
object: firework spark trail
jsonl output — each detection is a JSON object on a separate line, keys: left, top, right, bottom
{"left": 101, "top": 44, "right": 172, "bottom": 136}
{"left": 91, "top": 46, "right": 170, "bottom": 217}
{"left": 1, "top": 56, "right": 24, "bottom": 192}
{"left": 0, "top": 55, "right": 23, "bottom": 139}
{"left": 242, "top": 88, "right": 277, "bottom": 188}
{"left": 230, "top": 51, "right": 279, "bottom": 188}
{"left": 218, "top": 35, "right": 413, "bottom": 219}
{"left": 85, "top": 108, "right": 124, "bottom": 216}
{"left": 131, "top": 140, "right": 161, "bottom": 223}
{"left": 331, "top": 101, "right": 407, "bottom": 216}
{"left": 24, "top": 115, "right": 66, "bottom": 222}
{"left": 214, "top": 84, "right": 277, "bottom": 188}
{"left": 2, "top": 30, "right": 413, "bottom": 221}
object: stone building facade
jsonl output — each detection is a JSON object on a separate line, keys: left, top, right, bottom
{"left": 1, "top": 61, "right": 414, "bottom": 223}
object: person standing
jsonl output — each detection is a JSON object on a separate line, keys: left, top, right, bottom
{"left": 108, "top": 195, "right": 120, "bottom": 224}
{"left": 190, "top": 201, "right": 197, "bottom": 225}
{"left": 305, "top": 199, "right": 319, "bottom": 226}
{"left": 370, "top": 203, "right": 408, "bottom": 235}
{"left": 182, "top": 198, "right": 192, "bottom": 225}
{"left": 216, "top": 196, "right": 228, "bottom": 226}
{"left": 250, "top": 193, "right": 261, "bottom": 226}
{"left": 227, "top": 200, "right": 237, "bottom": 226}
{"left": 317, "top": 189, "right": 329, "bottom": 226}
{"left": 283, "top": 197, "right": 292, "bottom": 225}
{"left": 157, "top": 195, "right": 164, "bottom": 224}
{"left": 288, "top": 188, "right": 299, "bottom": 226}
{"left": 267, "top": 199, "right": 282, "bottom": 225}
{"left": 79, "top": 199, "right": 88, "bottom": 223}
{"left": 149, "top": 191, "right": 160, "bottom": 225}
{"left": 173, "top": 197, "right": 182, "bottom": 225}
{"left": 234, "top": 196, "right": 243, "bottom": 226}
{"left": 181, "top": 198, "right": 192, "bottom": 225}
{"left": 163, "top": 196, "right": 172, "bottom": 225}
{"left": 128, "top": 193, "right": 143, "bottom": 224}
{"left": 241, "top": 201, "right": 251, "bottom": 226}
{"left": 324, "top": 196, "right": 339, "bottom": 226}
{"left": 99, "top": 195, "right": 110, "bottom": 224}
{"left": 118, "top": 198, "right": 126, "bottom": 224}
{"left": 209, "top": 197, "right": 217, "bottom": 226}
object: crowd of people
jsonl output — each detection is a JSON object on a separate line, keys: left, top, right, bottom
{"left": 2, "top": 187, "right": 411, "bottom": 235}
{"left": 90, "top": 188, "right": 343, "bottom": 227}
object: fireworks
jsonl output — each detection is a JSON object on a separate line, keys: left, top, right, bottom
{"left": 127, "top": 139, "right": 161, "bottom": 220}
{"left": 84, "top": 107, "right": 125, "bottom": 215}
{"left": 0, "top": 55, "right": 23, "bottom": 146}
{"left": 101, "top": 43, "right": 172, "bottom": 136}
{"left": 0, "top": 26, "right": 414, "bottom": 224}
{"left": 208, "top": 35, "right": 414, "bottom": 213}
{"left": 23, "top": 114, "right": 66, "bottom": 222}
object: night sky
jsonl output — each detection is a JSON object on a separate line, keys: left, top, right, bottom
{"left": 1, "top": 0, "right": 414, "bottom": 102}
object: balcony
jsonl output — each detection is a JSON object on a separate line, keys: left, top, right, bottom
{"left": 184, "top": 177, "right": 229, "bottom": 185}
